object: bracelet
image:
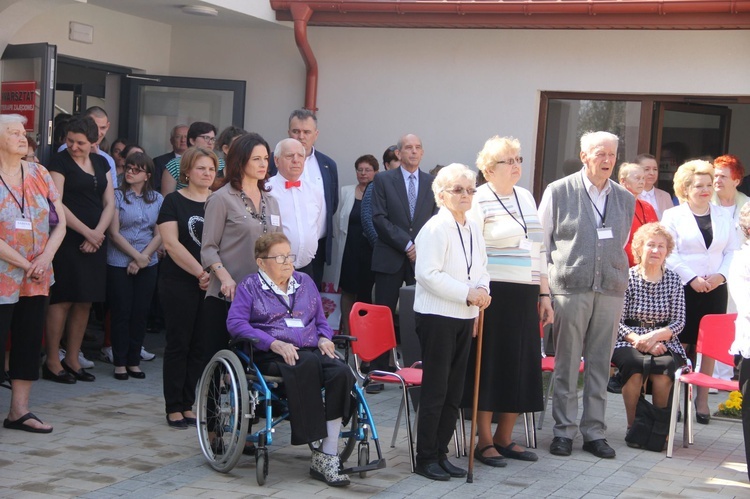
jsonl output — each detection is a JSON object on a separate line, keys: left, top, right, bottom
{"left": 539, "top": 293, "right": 551, "bottom": 298}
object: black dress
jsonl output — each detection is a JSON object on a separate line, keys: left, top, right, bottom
{"left": 48, "top": 151, "right": 109, "bottom": 304}
{"left": 339, "top": 198, "right": 374, "bottom": 302}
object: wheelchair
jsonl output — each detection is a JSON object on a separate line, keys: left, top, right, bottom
{"left": 195, "top": 336, "right": 386, "bottom": 485}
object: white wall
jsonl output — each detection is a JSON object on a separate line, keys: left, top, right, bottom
{"left": 9, "top": 2, "right": 171, "bottom": 73}
{"left": 169, "top": 26, "right": 750, "bottom": 189}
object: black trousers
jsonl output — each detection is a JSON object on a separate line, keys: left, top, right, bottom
{"left": 255, "top": 348, "right": 354, "bottom": 445}
{"left": 202, "top": 296, "right": 232, "bottom": 361}
{"left": 160, "top": 277, "right": 207, "bottom": 414}
{"left": 0, "top": 296, "right": 46, "bottom": 380}
{"left": 740, "top": 357, "right": 750, "bottom": 482}
{"left": 415, "top": 313, "right": 473, "bottom": 464}
{"left": 371, "top": 258, "right": 415, "bottom": 368}
{"left": 107, "top": 265, "right": 158, "bottom": 367}
{"left": 311, "top": 237, "right": 326, "bottom": 291}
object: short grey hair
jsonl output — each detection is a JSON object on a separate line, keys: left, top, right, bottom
{"left": 739, "top": 202, "right": 750, "bottom": 239}
{"left": 288, "top": 109, "right": 317, "bottom": 128}
{"left": 617, "top": 162, "right": 644, "bottom": 183}
{"left": 170, "top": 124, "right": 188, "bottom": 138}
{"left": 581, "top": 131, "right": 619, "bottom": 154}
{"left": 432, "top": 163, "right": 476, "bottom": 208}
{"left": 0, "top": 114, "right": 28, "bottom": 126}
{"left": 273, "top": 137, "right": 304, "bottom": 159}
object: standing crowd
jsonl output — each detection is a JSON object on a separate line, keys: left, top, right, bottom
{"left": 2, "top": 108, "right": 750, "bottom": 485}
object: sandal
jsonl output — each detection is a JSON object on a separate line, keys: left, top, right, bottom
{"left": 473, "top": 444, "right": 507, "bottom": 467}
{"left": 495, "top": 442, "right": 538, "bottom": 462}
{"left": 3, "top": 412, "right": 53, "bottom": 434}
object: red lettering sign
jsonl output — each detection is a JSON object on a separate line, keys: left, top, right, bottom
{"left": 1, "top": 81, "right": 37, "bottom": 131}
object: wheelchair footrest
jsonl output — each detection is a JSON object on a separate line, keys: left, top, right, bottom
{"left": 341, "top": 458, "right": 386, "bottom": 474}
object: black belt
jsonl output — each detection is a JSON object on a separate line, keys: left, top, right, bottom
{"left": 623, "top": 319, "right": 669, "bottom": 328}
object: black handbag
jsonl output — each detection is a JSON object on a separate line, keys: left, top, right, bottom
{"left": 624, "top": 355, "right": 672, "bottom": 452}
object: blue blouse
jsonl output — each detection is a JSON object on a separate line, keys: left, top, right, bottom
{"left": 107, "top": 189, "right": 163, "bottom": 267}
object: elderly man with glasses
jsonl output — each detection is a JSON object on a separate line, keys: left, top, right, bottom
{"left": 162, "top": 121, "right": 225, "bottom": 194}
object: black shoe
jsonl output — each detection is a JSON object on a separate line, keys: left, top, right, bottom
{"left": 474, "top": 444, "right": 507, "bottom": 467}
{"left": 61, "top": 359, "right": 95, "bottom": 382}
{"left": 113, "top": 371, "right": 128, "bottom": 380}
{"left": 438, "top": 458, "right": 467, "bottom": 478}
{"left": 495, "top": 442, "right": 538, "bottom": 462}
{"left": 415, "top": 462, "right": 451, "bottom": 481}
{"left": 696, "top": 412, "right": 710, "bottom": 425}
{"left": 166, "top": 415, "right": 188, "bottom": 430}
{"left": 42, "top": 363, "right": 76, "bottom": 384}
{"left": 582, "top": 439, "right": 616, "bottom": 459}
{"left": 126, "top": 369, "right": 145, "bottom": 379}
{"left": 365, "top": 383, "right": 384, "bottom": 394}
{"left": 607, "top": 374, "right": 623, "bottom": 394}
{"left": 183, "top": 416, "right": 197, "bottom": 427}
{"left": 549, "top": 437, "right": 573, "bottom": 456}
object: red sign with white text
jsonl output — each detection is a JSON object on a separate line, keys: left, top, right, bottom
{"left": 1, "top": 81, "right": 37, "bottom": 131}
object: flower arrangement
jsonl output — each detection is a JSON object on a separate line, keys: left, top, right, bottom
{"left": 717, "top": 390, "right": 743, "bottom": 418}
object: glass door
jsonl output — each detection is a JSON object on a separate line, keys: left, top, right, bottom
{"left": 1, "top": 43, "right": 57, "bottom": 164}
{"left": 119, "top": 75, "right": 245, "bottom": 156}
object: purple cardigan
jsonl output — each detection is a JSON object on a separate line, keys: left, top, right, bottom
{"left": 226, "top": 271, "right": 333, "bottom": 352}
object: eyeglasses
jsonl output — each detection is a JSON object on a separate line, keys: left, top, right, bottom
{"left": 125, "top": 166, "right": 146, "bottom": 174}
{"left": 173, "top": 134, "right": 188, "bottom": 140}
{"left": 444, "top": 186, "right": 477, "bottom": 196}
{"left": 198, "top": 135, "right": 217, "bottom": 144}
{"left": 356, "top": 168, "right": 375, "bottom": 174}
{"left": 497, "top": 156, "right": 523, "bottom": 166}
{"left": 261, "top": 254, "right": 296, "bottom": 264}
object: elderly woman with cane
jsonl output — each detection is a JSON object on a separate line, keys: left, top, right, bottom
{"left": 413, "top": 163, "right": 491, "bottom": 481}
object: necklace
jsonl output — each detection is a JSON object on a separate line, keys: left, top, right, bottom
{"left": 690, "top": 204, "right": 710, "bottom": 216}
{"left": 240, "top": 190, "right": 267, "bottom": 233}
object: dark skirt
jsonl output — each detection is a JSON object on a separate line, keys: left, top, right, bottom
{"left": 681, "top": 284, "right": 728, "bottom": 345}
{"left": 254, "top": 348, "right": 354, "bottom": 445}
{"left": 49, "top": 237, "right": 107, "bottom": 304}
{"left": 461, "top": 281, "right": 543, "bottom": 413}
{"left": 612, "top": 347, "right": 682, "bottom": 385}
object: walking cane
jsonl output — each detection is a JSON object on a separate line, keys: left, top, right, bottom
{"left": 466, "top": 309, "right": 485, "bottom": 483}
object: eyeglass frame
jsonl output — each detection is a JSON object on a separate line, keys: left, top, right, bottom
{"left": 125, "top": 165, "right": 147, "bottom": 174}
{"left": 443, "top": 186, "right": 478, "bottom": 196}
{"left": 197, "top": 134, "right": 217, "bottom": 144}
{"left": 259, "top": 254, "right": 297, "bottom": 264}
{"left": 496, "top": 156, "right": 523, "bottom": 166}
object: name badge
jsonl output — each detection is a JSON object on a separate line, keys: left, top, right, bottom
{"left": 519, "top": 238, "right": 533, "bottom": 251}
{"left": 284, "top": 317, "right": 304, "bottom": 328}
{"left": 15, "top": 219, "right": 32, "bottom": 231}
{"left": 597, "top": 227, "right": 613, "bottom": 240}
{"left": 270, "top": 215, "right": 281, "bottom": 227}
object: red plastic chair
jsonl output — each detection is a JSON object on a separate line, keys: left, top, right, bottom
{"left": 537, "top": 322, "right": 585, "bottom": 430}
{"left": 348, "top": 302, "right": 422, "bottom": 472}
{"left": 667, "top": 313, "right": 739, "bottom": 458}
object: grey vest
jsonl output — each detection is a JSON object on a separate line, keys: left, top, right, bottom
{"left": 547, "top": 173, "right": 635, "bottom": 296}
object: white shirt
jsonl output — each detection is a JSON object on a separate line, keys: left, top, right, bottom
{"left": 579, "top": 167, "right": 612, "bottom": 227}
{"left": 639, "top": 187, "right": 658, "bottom": 215}
{"left": 302, "top": 147, "right": 327, "bottom": 239}
{"left": 267, "top": 173, "right": 324, "bottom": 268}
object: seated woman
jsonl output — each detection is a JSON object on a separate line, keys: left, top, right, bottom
{"left": 612, "top": 222, "right": 687, "bottom": 438}
{"left": 226, "top": 232, "right": 354, "bottom": 487}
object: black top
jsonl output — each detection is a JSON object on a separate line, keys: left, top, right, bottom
{"left": 157, "top": 191, "right": 205, "bottom": 282}
{"left": 694, "top": 213, "right": 713, "bottom": 248}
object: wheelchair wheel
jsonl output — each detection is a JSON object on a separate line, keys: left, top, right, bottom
{"left": 256, "top": 449, "right": 268, "bottom": 486}
{"left": 196, "top": 350, "right": 249, "bottom": 473}
{"left": 358, "top": 444, "right": 369, "bottom": 478}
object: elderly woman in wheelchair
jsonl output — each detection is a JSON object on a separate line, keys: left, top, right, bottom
{"left": 225, "top": 232, "right": 356, "bottom": 487}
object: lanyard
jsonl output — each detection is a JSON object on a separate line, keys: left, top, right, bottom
{"left": 633, "top": 201, "right": 647, "bottom": 225}
{"left": 0, "top": 165, "right": 25, "bottom": 218}
{"left": 491, "top": 186, "right": 527, "bottom": 237}
{"left": 581, "top": 172, "right": 608, "bottom": 228}
{"left": 455, "top": 221, "right": 473, "bottom": 281}
{"left": 258, "top": 272, "right": 296, "bottom": 316}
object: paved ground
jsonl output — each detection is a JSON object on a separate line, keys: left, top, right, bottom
{"left": 1, "top": 329, "right": 749, "bottom": 498}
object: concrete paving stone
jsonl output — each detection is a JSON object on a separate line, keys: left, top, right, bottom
{"left": 581, "top": 493, "right": 618, "bottom": 499}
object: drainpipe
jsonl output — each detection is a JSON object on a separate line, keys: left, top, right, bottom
{"left": 290, "top": 2, "right": 318, "bottom": 112}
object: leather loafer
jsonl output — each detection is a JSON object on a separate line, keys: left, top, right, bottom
{"left": 166, "top": 415, "right": 188, "bottom": 430}
{"left": 495, "top": 442, "right": 538, "bottom": 462}
{"left": 365, "top": 383, "right": 384, "bottom": 394}
{"left": 438, "top": 458, "right": 466, "bottom": 478}
{"left": 42, "top": 363, "right": 76, "bottom": 384}
{"left": 126, "top": 369, "right": 145, "bottom": 379}
{"left": 113, "top": 371, "right": 128, "bottom": 380}
{"left": 474, "top": 444, "right": 507, "bottom": 467}
{"left": 550, "top": 437, "right": 573, "bottom": 456}
{"left": 183, "top": 416, "right": 197, "bottom": 426}
{"left": 582, "top": 439, "right": 616, "bottom": 459}
{"left": 415, "top": 462, "right": 451, "bottom": 481}
{"left": 61, "top": 360, "right": 95, "bottom": 382}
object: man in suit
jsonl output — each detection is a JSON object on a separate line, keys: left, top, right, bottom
{"left": 152, "top": 124, "right": 188, "bottom": 193}
{"left": 270, "top": 109, "right": 338, "bottom": 290}
{"left": 368, "top": 134, "right": 438, "bottom": 384}
{"left": 538, "top": 131, "right": 635, "bottom": 460}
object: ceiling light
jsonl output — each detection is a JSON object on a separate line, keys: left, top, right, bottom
{"left": 182, "top": 5, "right": 219, "bottom": 17}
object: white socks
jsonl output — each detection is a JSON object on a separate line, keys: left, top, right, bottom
{"left": 321, "top": 418, "right": 342, "bottom": 455}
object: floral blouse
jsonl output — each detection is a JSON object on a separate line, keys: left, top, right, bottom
{"left": 0, "top": 163, "right": 60, "bottom": 304}
{"left": 616, "top": 266, "right": 688, "bottom": 359}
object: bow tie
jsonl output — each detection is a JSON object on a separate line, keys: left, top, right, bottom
{"left": 285, "top": 180, "right": 301, "bottom": 189}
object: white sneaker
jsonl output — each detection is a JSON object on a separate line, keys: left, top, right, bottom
{"left": 60, "top": 348, "right": 95, "bottom": 368}
{"left": 708, "top": 388, "right": 719, "bottom": 394}
{"left": 141, "top": 347, "right": 156, "bottom": 361}
{"left": 99, "top": 346, "right": 113, "bottom": 364}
